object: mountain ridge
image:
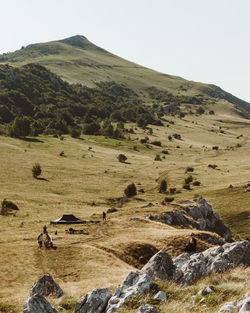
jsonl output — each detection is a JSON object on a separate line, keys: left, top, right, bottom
{"left": 0, "top": 35, "right": 249, "bottom": 116}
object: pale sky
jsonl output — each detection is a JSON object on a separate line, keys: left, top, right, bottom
{"left": 1, "top": 0, "right": 250, "bottom": 102}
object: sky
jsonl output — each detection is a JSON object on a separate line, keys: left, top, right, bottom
{"left": 1, "top": 0, "right": 250, "bottom": 102}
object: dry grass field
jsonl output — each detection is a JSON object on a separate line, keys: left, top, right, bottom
{"left": 0, "top": 102, "right": 250, "bottom": 312}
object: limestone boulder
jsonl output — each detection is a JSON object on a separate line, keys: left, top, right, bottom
{"left": 105, "top": 271, "right": 152, "bottom": 313}
{"left": 217, "top": 293, "right": 250, "bottom": 312}
{"left": 141, "top": 250, "right": 175, "bottom": 281}
{"left": 74, "top": 288, "right": 112, "bottom": 313}
{"left": 23, "top": 294, "right": 58, "bottom": 313}
{"left": 173, "top": 240, "right": 250, "bottom": 285}
{"left": 30, "top": 274, "right": 63, "bottom": 298}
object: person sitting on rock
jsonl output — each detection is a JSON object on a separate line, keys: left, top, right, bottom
{"left": 184, "top": 233, "right": 197, "bottom": 256}
{"left": 37, "top": 233, "right": 43, "bottom": 248}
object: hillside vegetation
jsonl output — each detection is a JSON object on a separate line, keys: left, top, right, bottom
{"left": 1, "top": 35, "right": 250, "bottom": 114}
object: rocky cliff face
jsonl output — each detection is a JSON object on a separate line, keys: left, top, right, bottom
{"left": 146, "top": 198, "right": 232, "bottom": 242}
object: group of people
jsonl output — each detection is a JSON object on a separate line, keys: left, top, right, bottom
{"left": 37, "top": 225, "right": 53, "bottom": 249}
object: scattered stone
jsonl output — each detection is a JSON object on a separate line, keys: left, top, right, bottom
{"left": 217, "top": 293, "right": 250, "bottom": 312}
{"left": 74, "top": 288, "right": 111, "bottom": 313}
{"left": 142, "top": 250, "right": 175, "bottom": 281}
{"left": 197, "top": 286, "right": 215, "bottom": 296}
{"left": 30, "top": 274, "right": 63, "bottom": 298}
{"left": 136, "top": 304, "right": 159, "bottom": 313}
{"left": 105, "top": 271, "right": 152, "bottom": 313}
{"left": 154, "top": 291, "right": 167, "bottom": 302}
{"left": 23, "top": 294, "right": 58, "bottom": 313}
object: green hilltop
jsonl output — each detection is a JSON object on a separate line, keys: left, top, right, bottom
{"left": 0, "top": 35, "right": 249, "bottom": 114}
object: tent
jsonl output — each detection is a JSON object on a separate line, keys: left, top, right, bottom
{"left": 50, "top": 214, "right": 86, "bottom": 225}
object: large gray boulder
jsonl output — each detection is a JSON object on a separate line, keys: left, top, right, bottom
{"left": 141, "top": 250, "right": 175, "bottom": 281}
{"left": 105, "top": 271, "right": 152, "bottom": 313}
{"left": 217, "top": 293, "right": 250, "bottom": 312}
{"left": 23, "top": 294, "right": 58, "bottom": 313}
{"left": 173, "top": 240, "right": 250, "bottom": 285}
{"left": 74, "top": 288, "right": 112, "bottom": 313}
{"left": 30, "top": 274, "right": 63, "bottom": 297}
{"left": 136, "top": 304, "right": 159, "bottom": 313}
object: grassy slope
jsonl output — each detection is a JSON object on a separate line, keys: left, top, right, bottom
{"left": 0, "top": 108, "right": 250, "bottom": 312}
{"left": 1, "top": 35, "right": 249, "bottom": 113}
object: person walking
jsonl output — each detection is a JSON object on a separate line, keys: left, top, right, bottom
{"left": 102, "top": 211, "right": 106, "bottom": 222}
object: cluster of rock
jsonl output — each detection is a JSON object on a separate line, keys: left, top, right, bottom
{"left": 23, "top": 240, "right": 250, "bottom": 313}
{"left": 146, "top": 197, "right": 232, "bottom": 241}
{"left": 217, "top": 293, "right": 250, "bottom": 313}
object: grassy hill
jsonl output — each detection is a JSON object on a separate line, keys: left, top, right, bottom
{"left": 0, "top": 108, "right": 250, "bottom": 312}
{"left": 1, "top": 35, "right": 250, "bottom": 114}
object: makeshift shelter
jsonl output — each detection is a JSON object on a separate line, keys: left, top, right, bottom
{"left": 50, "top": 214, "right": 86, "bottom": 225}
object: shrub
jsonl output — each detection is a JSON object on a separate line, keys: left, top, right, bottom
{"left": 173, "top": 133, "right": 181, "bottom": 140}
{"left": 165, "top": 196, "right": 174, "bottom": 202}
{"left": 208, "top": 164, "right": 217, "bottom": 169}
{"left": 185, "top": 167, "right": 194, "bottom": 173}
{"left": 162, "top": 150, "right": 169, "bottom": 154}
{"left": 183, "top": 183, "right": 191, "bottom": 190}
{"left": 32, "top": 163, "right": 42, "bottom": 178}
{"left": 159, "top": 179, "right": 167, "bottom": 193}
{"left": 196, "top": 107, "right": 205, "bottom": 115}
{"left": 185, "top": 175, "right": 193, "bottom": 184}
{"left": 59, "top": 151, "right": 65, "bottom": 157}
{"left": 212, "top": 146, "right": 219, "bottom": 150}
{"left": 168, "top": 135, "right": 172, "bottom": 141}
{"left": 209, "top": 110, "right": 215, "bottom": 115}
{"left": 117, "top": 154, "right": 127, "bottom": 163}
{"left": 169, "top": 187, "right": 176, "bottom": 194}
{"left": 70, "top": 128, "right": 81, "bottom": 138}
{"left": 140, "top": 138, "right": 147, "bottom": 144}
{"left": 124, "top": 183, "right": 137, "bottom": 198}
{"left": 151, "top": 140, "right": 162, "bottom": 147}
{"left": 193, "top": 181, "right": 201, "bottom": 186}
{"left": 1, "top": 199, "right": 19, "bottom": 215}
{"left": 154, "top": 154, "right": 161, "bottom": 161}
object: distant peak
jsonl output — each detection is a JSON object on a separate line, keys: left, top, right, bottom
{"left": 59, "top": 35, "right": 89, "bottom": 49}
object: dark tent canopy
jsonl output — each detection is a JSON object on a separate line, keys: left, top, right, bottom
{"left": 50, "top": 214, "right": 86, "bottom": 225}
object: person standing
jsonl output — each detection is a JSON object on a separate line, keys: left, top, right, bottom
{"left": 102, "top": 211, "right": 106, "bottom": 222}
{"left": 37, "top": 233, "right": 43, "bottom": 248}
{"left": 43, "top": 225, "right": 47, "bottom": 234}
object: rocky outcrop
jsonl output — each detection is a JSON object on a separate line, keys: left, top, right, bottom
{"left": 23, "top": 294, "right": 58, "bottom": 313}
{"left": 197, "top": 286, "right": 215, "bottom": 296}
{"left": 30, "top": 274, "right": 63, "bottom": 298}
{"left": 146, "top": 197, "right": 232, "bottom": 241}
{"left": 74, "top": 288, "right": 111, "bottom": 313}
{"left": 217, "top": 293, "right": 250, "bottom": 312}
{"left": 105, "top": 271, "right": 152, "bottom": 313}
{"left": 136, "top": 304, "right": 159, "bottom": 313}
{"left": 173, "top": 240, "right": 250, "bottom": 285}
{"left": 141, "top": 250, "right": 175, "bottom": 281}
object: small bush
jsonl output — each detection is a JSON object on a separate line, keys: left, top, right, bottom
{"left": 118, "top": 154, "right": 127, "bottom": 163}
{"left": 168, "top": 135, "right": 172, "bottom": 141}
{"left": 124, "top": 183, "right": 137, "bottom": 197}
{"left": 70, "top": 128, "right": 81, "bottom": 138}
{"left": 59, "top": 151, "right": 65, "bottom": 157}
{"left": 185, "top": 175, "right": 193, "bottom": 184}
{"left": 140, "top": 138, "right": 147, "bottom": 144}
{"left": 32, "top": 163, "right": 42, "bottom": 178}
{"left": 212, "top": 146, "right": 219, "bottom": 150}
{"left": 183, "top": 183, "right": 191, "bottom": 190}
{"left": 151, "top": 140, "right": 162, "bottom": 147}
{"left": 162, "top": 150, "right": 169, "bottom": 154}
{"left": 159, "top": 180, "right": 167, "bottom": 193}
{"left": 208, "top": 164, "right": 217, "bottom": 169}
{"left": 154, "top": 154, "right": 161, "bottom": 161}
{"left": 173, "top": 133, "right": 181, "bottom": 140}
{"left": 1, "top": 199, "right": 19, "bottom": 215}
{"left": 165, "top": 196, "right": 174, "bottom": 202}
{"left": 209, "top": 110, "right": 215, "bottom": 115}
{"left": 169, "top": 187, "right": 176, "bottom": 194}
{"left": 185, "top": 167, "right": 194, "bottom": 173}
{"left": 193, "top": 181, "right": 201, "bottom": 186}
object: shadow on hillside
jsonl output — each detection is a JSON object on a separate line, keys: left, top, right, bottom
{"left": 36, "top": 177, "right": 48, "bottom": 182}
{"left": 20, "top": 137, "right": 44, "bottom": 143}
